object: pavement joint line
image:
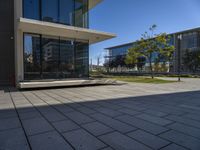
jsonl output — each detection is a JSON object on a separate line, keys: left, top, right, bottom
{"left": 156, "top": 142, "right": 173, "bottom": 150}
{"left": 156, "top": 129, "right": 195, "bottom": 150}
{"left": 39, "top": 91, "right": 120, "bottom": 147}
{"left": 36, "top": 90, "right": 142, "bottom": 148}
{"left": 28, "top": 129, "right": 56, "bottom": 137}
{"left": 44, "top": 90, "right": 151, "bottom": 130}
{"left": 163, "top": 116, "right": 200, "bottom": 129}
{"left": 114, "top": 114, "right": 170, "bottom": 134}
{"left": 30, "top": 91, "right": 111, "bottom": 149}
{"left": 22, "top": 92, "right": 76, "bottom": 150}
{"left": 1, "top": 81, "right": 199, "bottom": 150}
{"left": 9, "top": 92, "right": 32, "bottom": 150}
{"left": 163, "top": 121, "right": 176, "bottom": 127}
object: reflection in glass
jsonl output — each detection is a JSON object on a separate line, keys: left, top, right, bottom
{"left": 75, "top": 41, "right": 89, "bottom": 77}
{"left": 75, "top": 0, "right": 89, "bottom": 28}
{"left": 42, "top": 0, "right": 59, "bottom": 23}
{"left": 42, "top": 36, "right": 60, "bottom": 79}
{"left": 60, "top": 38, "right": 75, "bottom": 78}
{"left": 23, "top": 0, "right": 40, "bottom": 20}
{"left": 24, "top": 34, "right": 41, "bottom": 80}
{"left": 59, "top": 0, "right": 74, "bottom": 25}
{"left": 24, "top": 34, "right": 89, "bottom": 80}
{"left": 23, "top": 0, "right": 89, "bottom": 28}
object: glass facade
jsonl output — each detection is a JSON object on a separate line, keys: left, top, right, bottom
{"left": 41, "top": 35, "right": 60, "bottom": 79}
{"left": 181, "top": 32, "right": 199, "bottom": 49}
{"left": 75, "top": 0, "right": 89, "bottom": 28}
{"left": 59, "top": 0, "right": 74, "bottom": 25}
{"left": 24, "top": 34, "right": 41, "bottom": 80}
{"left": 75, "top": 41, "right": 89, "bottom": 77}
{"left": 108, "top": 35, "right": 176, "bottom": 63}
{"left": 23, "top": 0, "right": 40, "bottom": 20}
{"left": 59, "top": 38, "right": 75, "bottom": 78}
{"left": 42, "top": 0, "right": 59, "bottom": 23}
{"left": 24, "top": 33, "right": 89, "bottom": 80}
{"left": 23, "top": 0, "right": 89, "bottom": 28}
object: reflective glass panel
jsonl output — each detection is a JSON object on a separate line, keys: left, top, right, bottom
{"left": 75, "top": 0, "right": 89, "bottom": 28}
{"left": 24, "top": 34, "right": 41, "bottom": 80}
{"left": 75, "top": 41, "right": 89, "bottom": 77}
{"left": 59, "top": 0, "right": 74, "bottom": 25}
{"left": 42, "top": 35, "right": 60, "bottom": 79}
{"left": 42, "top": 0, "right": 59, "bottom": 23}
{"left": 23, "top": 0, "right": 40, "bottom": 20}
{"left": 59, "top": 38, "right": 75, "bottom": 78}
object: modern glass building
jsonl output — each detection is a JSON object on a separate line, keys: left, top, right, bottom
{"left": 0, "top": 0, "right": 115, "bottom": 87}
{"left": 105, "top": 28, "right": 200, "bottom": 72}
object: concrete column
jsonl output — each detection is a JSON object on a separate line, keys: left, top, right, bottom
{"left": 14, "top": 0, "right": 23, "bottom": 85}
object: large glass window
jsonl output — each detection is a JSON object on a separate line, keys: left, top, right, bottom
{"left": 75, "top": 41, "right": 89, "bottom": 77}
{"left": 23, "top": 0, "right": 89, "bottom": 28}
{"left": 42, "top": 36, "right": 60, "bottom": 79}
{"left": 75, "top": 0, "right": 89, "bottom": 28}
{"left": 42, "top": 0, "right": 59, "bottom": 23}
{"left": 24, "top": 34, "right": 41, "bottom": 80}
{"left": 23, "top": 0, "right": 40, "bottom": 20}
{"left": 181, "top": 32, "right": 199, "bottom": 49}
{"left": 59, "top": 38, "right": 75, "bottom": 78}
{"left": 59, "top": 0, "right": 74, "bottom": 25}
{"left": 24, "top": 33, "right": 89, "bottom": 80}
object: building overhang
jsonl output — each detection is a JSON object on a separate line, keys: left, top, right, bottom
{"left": 89, "top": 0, "right": 103, "bottom": 9}
{"left": 17, "top": 18, "right": 116, "bottom": 44}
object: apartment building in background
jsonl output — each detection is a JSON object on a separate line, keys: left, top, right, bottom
{"left": 0, "top": 0, "right": 115, "bottom": 87}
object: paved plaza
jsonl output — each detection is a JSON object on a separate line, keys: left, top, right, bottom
{"left": 0, "top": 78, "right": 200, "bottom": 150}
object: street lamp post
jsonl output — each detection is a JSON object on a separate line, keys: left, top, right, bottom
{"left": 177, "top": 34, "right": 182, "bottom": 82}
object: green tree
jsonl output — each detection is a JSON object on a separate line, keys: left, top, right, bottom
{"left": 125, "top": 45, "right": 140, "bottom": 68}
{"left": 126, "top": 25, "right": 174, "bottom": 78}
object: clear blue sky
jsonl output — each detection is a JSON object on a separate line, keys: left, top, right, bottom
{"left": 89, "top": 0, "right": 200, "bottom": 65}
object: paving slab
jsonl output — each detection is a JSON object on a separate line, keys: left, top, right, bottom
{"left": 63, "top": 129, "right": 106, "bottom": 150}
{"left": 160, "top": 144, "right": 187, "bottom": 150}
{"left": 82, "top": 121, "right": 114, "bottom": 136}
{"left": 18, "top": 111, "right": 42, "bottom": 120}
{"left": 165, "top": 115, "right": 200, "bottom": 129}
{"left": 101, "top": 147, "right": 114, "bottom": 150}
{"left": 183, "top": 113, "right": 200, "bottom": 121}
{"left": 143, "top": 109, "right": 168, "bottom": 117}
{"left": 118, "top": 108, "right": 141, "bottom": 116}
{"left": 53, "top": 104, "right": 75, "bottom": 114}
{"left": 29, "top": 131, "right": 73, "bottom": 150}
{"left": 99, "top": 131, "right": 151, "bottom": 150}
{"left": 75, "top": 106, "right": 97, "bottom": 115}
{"left": 0, "top": 128, "right": 30, "bottom": 150}
{"left": 42, "top": 112, "right": 67, "bottom": 122}
{"left": 0, "top": 109, "right": 17, "bottom": 119}
{"left": 167, "top": 122, "right": 200, "bottom": 139}
{"left": 116, "top": 115, "right": 169, "bottom": 135}
{"left": 90, "top": 113, "right": 137, "bottom": 133}
{"left": 160, "top": 130, "right": 200, "bottom": 150}
{"left": 52, "top": 120, "right": 80, "bottom": 133}
{"left": 0, "top": 117, "right": 21, "bottom": 131}
{"left": 127, "top": 130, "right": 170, "bottom": 149}
{"left": 22, "top": 117, "right": 54, "bottom": 136}
{"left": 94, "top": 107, "right": 123, "bottom": 117}
{"left": 65, "top": 111, "right": 94, "bottom": 124}
{"left": 135, "top": 114, "right": 173, "bottom": 126}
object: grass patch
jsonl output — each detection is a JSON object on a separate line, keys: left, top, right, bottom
{"left": 110, "top": 76, "right": 177, "bottom": 84}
